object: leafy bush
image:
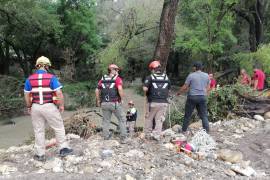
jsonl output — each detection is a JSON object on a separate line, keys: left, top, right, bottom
{"left": 234, "top": 44, "right": 270, "bottom": 75}
{"left": 166, "top": 108, "right": 184, "bottom": 127}
{"left": 207, "top": 83, "right": 257, "bottom": 121}
{"left": 63, "top": 81, "right": 96, "bottom": 110}
{"left": 0, "top": 75, "right": 24, "bottom": 119}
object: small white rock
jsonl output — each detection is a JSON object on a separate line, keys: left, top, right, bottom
{"left": 231, "top": 165, "right": 256, "bottom": 177}
{"left": 125, "top": 174, "right": 136, "bottom": 180}
{"left": 254, "top": 115, "right": 264, "bottom": 121}
{"left": 36, "top": 169, "right": 46, "bottom": 174}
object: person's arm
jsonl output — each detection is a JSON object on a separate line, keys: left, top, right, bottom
{"left": 55, "top": 89, "right": 64, "bottom": 113}
{"left": 143, "top": 76, "right": 150, "bottom": 96}
{"left": 117, "top": 85, "right": 124, "bottom": 103}
{"left": 24, "top": 79, "right": 32, "bottom": 114}
{"left": 95, "top": 88, "right": 101, "bottom": 107}
{"left": 177, "top": 74, "right": 191, "bottom": 95}
{"left": 253, "top": 79, "right": 258, "bottom": 90}
{"left": 143, "top": 86, "right": 148, "bottom": 96}
{"left": 24, "top": 92, "right": 32, "bottom": 114}
{"left": 177, "top": 84, "right": 189, "bottom": 95}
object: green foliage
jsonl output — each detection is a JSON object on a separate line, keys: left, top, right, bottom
{"left": 166, "top": 109, "right": 184, "bottom": 127}
{"left": 207, "top": 83, "right": 256, "bottom": 121}
{"left": 175, "top": 0, "right": 237, "bottom": 69}
{"left": 96, "top": 0, "right": 162, "bottom": 76}
{"left": 58, "top": 0, "right": 101, "bottom": 54}
{"left": 63, "top": 81, "right": 96, "bottom": 110}
{"left": 234, "top": 44, "right": 270, "bottom": 75}
{"left": 0, "top": 75, "right": 24, "bottom": 119}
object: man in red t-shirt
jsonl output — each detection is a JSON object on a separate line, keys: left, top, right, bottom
{"left": 208, "top": 74, "right": 216, "bottom": 90}
{"left": 95, "top": 64, "right": 127, "bottom": 142}
{"left": 252, "top": 66, "right": 265, "bottom": 91}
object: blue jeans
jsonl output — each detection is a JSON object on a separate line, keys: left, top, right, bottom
{"left": 182, "top": 95, "right": 209, "bottom": 132}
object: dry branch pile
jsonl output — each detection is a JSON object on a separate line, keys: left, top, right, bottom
{"left": 47, "top": 109, "right": 103, "bottom": 139}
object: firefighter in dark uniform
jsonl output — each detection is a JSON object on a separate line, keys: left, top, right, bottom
{"left": 95, "top": 64, "right": 127, "bottom": 142}
{"left": 143, "top": 60, "right": 171, "bottom": 140}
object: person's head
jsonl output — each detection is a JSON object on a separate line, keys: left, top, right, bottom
{"left": 128, "top": 100, "right": 134, "bottom": 108}
{"left": 192, "top": 61, "right": 203, "bottom": 72}
{"left": 149, "top": 60, "right": 162, "bottom": 74}
{"left": 240, "top": 69, "right": 246, "bottom": 75}
{"left": 35, "top": 56, "right": 51, "bottom": 70}
{"left": 108, "top": 64, "right": 120, "bottom": 76}
{"left": 209, "top": 73, "right": 213, "bottom": 79}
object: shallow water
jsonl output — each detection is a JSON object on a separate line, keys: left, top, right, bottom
{"left": 0, "top": 111, "right": 75, "bottom": 149}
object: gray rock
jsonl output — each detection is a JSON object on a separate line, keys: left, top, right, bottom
{"left": 36, "top": 169, "right": 46, "bottom": 174}
{"left": 263, "top": 149, "right": 270, "bottom": 156}
{"left": 0, "top": 165, "right": 17, "bottom": 175}
{"left": 162, "top": 129, "right": 175, "bottom": 136}
{"left": 218, "top": 149, "right": 243, "bottom": 163}
{"left": 83, "top": 166, "right": 94, "bottom": 174}
{"left": 125, "top": 174, "right": 136, "bottom": 180}
{"left": 172, "top": 124, "right": 182, "bottom": 133}
{"left": 231, "top": 165, "right": 256, "bottom": 177}
{"left": 99, "top": 160, "right": 112, "bottom": 168}
{"left": 254, "top": 115, "right": 264, "bottom": 121}
{"left": 43, "top": 158, "right": 63, "bottom": 172}
{"left": 224, "top": 169, "right": 236, "bottom": 177}
{"left": 264, "top": 111, "right": 270, "bottom": 120}
{"left": 101, "top": 149, "right": 114, "bottom": 159}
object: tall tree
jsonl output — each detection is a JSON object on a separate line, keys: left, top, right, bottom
{"left": 153, "top": 0, "right": 179, "bottom": 71}
{"left": 233, "top": 0, "right": 270, "bottom": 52}
{"left": 0, "top": 0, "right": 61, "bottom": 76}
{"left": 174, "top": 0, "right": 237, "bottom": 71}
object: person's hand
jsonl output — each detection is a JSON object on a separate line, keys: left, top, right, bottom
{"left": 59, "top": 106, "right": 64, "bottom": 113}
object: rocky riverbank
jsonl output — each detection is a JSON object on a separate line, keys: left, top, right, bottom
{"left": 0, "top": 116, "right": 270, "bottom": 180}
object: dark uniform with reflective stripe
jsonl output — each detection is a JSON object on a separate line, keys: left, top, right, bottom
{"left": 143, "top": 73, "right": 171, "bottom": 137}
{"left": 98, "top": 74, "right": 127, "bottom": 139}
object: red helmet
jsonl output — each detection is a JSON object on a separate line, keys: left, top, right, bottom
{"left": 108, "top": 64, "right": 120, "bottom": 70}
{"left": 149, "top": 60, "right": 161, "bottom": 70}
{"left": 128, "top": 100, "right": 134, "bottom": 105}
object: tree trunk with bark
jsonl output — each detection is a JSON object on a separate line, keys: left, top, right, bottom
{"left": 153, "top": 0, "right": 179, "bottom": 72}
{"left": 234, "top": 0, "right": 264, "bottom": 52}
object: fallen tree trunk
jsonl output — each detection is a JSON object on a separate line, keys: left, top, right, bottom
{"left": 235, "top": 90, "right": 270, "bottom": 116}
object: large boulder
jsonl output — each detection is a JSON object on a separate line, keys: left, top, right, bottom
{"left": 218, "top": 149, "right": 243, "bottom": 163}
{"left": 264, "top": 111, "right": 270, "bottom": 120}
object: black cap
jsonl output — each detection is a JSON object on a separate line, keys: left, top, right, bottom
{"left": 193, "top": 61, "right": 203, "bottom": 69}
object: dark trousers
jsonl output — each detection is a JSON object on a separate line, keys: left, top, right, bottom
{"left": 182, "top": 95, "right": 209, "bottom": 132}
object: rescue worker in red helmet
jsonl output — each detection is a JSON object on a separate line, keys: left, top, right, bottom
{"left": 24, "top": 56, "right": 73, "bottom": 162}
{"left": 95, "top": 63, "right": 127, "bottom": 143}
{"left": 143, "top": 60, "right": 171, "bottom": 140}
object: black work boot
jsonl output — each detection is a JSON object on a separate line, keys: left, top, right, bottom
{"left": 59, "top": 148, "right": 73, "bottom": 157}
{"left": 33, "top": 155, "right": 46, "bottom": 162}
